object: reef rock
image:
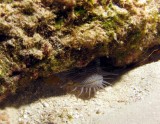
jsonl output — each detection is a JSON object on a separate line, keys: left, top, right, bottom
{"left": 0, "top": 0, "right": 160, "bottom": 101}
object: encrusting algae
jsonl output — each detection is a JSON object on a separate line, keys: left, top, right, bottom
{"left": 0, "top": 0, "right": 159, "bottom": 101}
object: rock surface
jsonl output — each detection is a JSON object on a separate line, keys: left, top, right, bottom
{"left": 0, "top": 0, "right": 160, "bottom": 101}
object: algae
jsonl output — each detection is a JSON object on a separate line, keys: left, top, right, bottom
{"left": 0, "top": 0, "right": 159, "bottom": 98}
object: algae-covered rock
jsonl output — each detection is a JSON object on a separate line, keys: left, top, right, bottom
{"left": 0, "top": 0, "right": 159, "bottom": 101}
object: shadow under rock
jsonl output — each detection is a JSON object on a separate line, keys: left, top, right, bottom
{"left": 135, "top": 45, "right": 160, "bottom": 66}
{"left": 0, "top": 77, "right": 67, "bottom": 109}
{"left": 0, "top": 66, "right": 125, "bottom": 109}
{"left": 0, "top": 45, "right": 159, "bottom": 108}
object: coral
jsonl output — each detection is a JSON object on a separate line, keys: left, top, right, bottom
{"left": 0, "top": 0, "right": 159, "bottom": 101}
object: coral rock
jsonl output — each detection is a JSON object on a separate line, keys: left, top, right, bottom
{"left": 0, "top": 0, "right": 159, "bottom": 101}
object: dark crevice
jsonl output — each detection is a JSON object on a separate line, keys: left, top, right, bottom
{"left": 19, "top": 55, "right": 41, "bottom": 68}
{"left": 0, "top": 34, "right": 12, "bottom": 42}
{"left": 11, "top": 71, "right": 22, "bottom": 77}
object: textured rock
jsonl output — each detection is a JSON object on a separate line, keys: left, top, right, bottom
{"left": 0, "top": 0, "right": 159, "bottom": 101}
